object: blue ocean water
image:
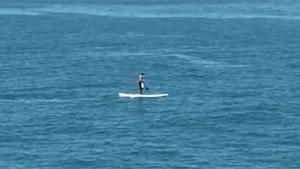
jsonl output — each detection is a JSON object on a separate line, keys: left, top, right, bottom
{"left": 0, "top": 0, "right": 300, "bottom": 168}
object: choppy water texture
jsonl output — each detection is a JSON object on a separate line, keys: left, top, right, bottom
{"left": 0, "top": 0, "right": 300, "bottom": 168}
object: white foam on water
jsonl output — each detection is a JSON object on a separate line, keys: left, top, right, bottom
{"left": 172, "top": 54, "right": 248, "bottom": 68}
{"left": 173, "top": 54, "right": 221, "bottom": 65}
{"left": 3, "top": 2, "right": 300, "bottom": 20}
{"left": 0, "top": 99, "right": 68, "bottom": 103}
{"left": 0, "top": 8, "right": 40, "bottom": 15}
{"left": 0, "top": 98, "right": 99, "bottom": 103}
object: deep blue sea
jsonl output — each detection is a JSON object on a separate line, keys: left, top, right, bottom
{"left": 0, "top": 0, "right": 300, "bottom": 168}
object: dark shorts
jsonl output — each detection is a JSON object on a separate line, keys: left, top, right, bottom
{"left": 138, "top": 82, "right": 144, "bottom": 89}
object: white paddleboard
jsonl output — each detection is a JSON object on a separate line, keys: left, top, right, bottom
{"left": 118, "top": 93, "right": 168, "bottom": 98}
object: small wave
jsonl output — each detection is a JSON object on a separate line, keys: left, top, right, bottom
{"left": 0, "top": 9, "right": 40, "bottom": 15}
{"left": 41, "top": 4, "right": 300, "bottom": 20}
{"left": 173, "top": 54, "right": 220, "bottom": 65}
{"left": 3, "top": 3, "right": 300, "bottom": 20}
{"left": 0, "top": 98, "right": 69, "bottom": 103}
{"left": 46, "top": 3, "right": 300, "bottom": 19}
{"left": 0, "top": 98, "right": 99, "bottom": 103}
{"left": 173, "top": 54, "right": 248, "bottom": 68}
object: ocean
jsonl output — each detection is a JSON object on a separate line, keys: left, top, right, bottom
{"left": 0, "top": 0, "right": 299, "bottom": 168}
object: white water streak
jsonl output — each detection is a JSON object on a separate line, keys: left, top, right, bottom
{"left": 0, "top": 8, "right": 40, "bottom": 15}
{"left": 173, "top": 54, "right": 248, "bottom": 68}
{"left": 1, "top": 3, "right": 300, "bottom": 20}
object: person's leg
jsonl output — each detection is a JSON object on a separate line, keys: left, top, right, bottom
{"left": 138, "top": 82, "right": 142, "bottom": 94}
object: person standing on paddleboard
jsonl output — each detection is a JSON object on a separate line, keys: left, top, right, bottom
{"left": 138, "top": 72, "right": 145, "bottom": 94}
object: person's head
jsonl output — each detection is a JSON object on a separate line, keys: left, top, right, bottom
{"left": 141, "top": 72, "right": 144, "bottom": 75}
